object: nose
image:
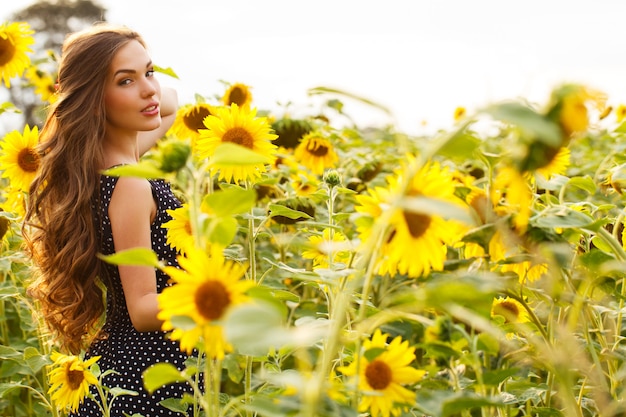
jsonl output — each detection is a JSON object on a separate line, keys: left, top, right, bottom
{"left": 141, "top": 77, "right": 159, "bottom": 98}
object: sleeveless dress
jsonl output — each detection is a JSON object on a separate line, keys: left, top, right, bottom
{"left": 73, "top": 175, "right": 194, "bottom": 417}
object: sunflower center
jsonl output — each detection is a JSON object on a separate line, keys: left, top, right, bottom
{"left": 222, "top": 127, "right": 255, "bottom": 149}
{"left": 0, "top": 37, "right": 16, "bottom": 66}
{"left": 17, "top": 147, "right": 40, "bottom": 173}
{"left": 184, "top": 106, "right": 211, "bottom": 131}
{"left": 65, "top": 365, "right": 85, "bottom": 390}
{"left": 365, "top": 359, "right": 392, "bottom": 390}
{"left": 494, "top": 301, "right": 519, "bottom": 323}
{"left": 403, "top": 211, "right": 431, "bottom": 238}
{"left": 306, "top": 140, "right": 329, "bottom": 157}
{"left": 195, "top": 280, "right": 231, "bottom": 320}
{"left": 228, "top": 87, "right": 247, "bottom": 107}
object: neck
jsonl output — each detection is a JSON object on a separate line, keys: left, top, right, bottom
{"left": 101, "top": 131, "right": 139, "bottom": 169}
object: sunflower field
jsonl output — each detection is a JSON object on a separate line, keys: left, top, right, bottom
{"left": 3, "top": 19, "right": 626, "bottom": 417}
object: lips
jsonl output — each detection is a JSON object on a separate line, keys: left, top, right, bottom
{"left": 142, "top": 102, "right": 159, "bottom": 114}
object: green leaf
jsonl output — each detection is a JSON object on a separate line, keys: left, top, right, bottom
{"left": 224, "top": 302, "right": 327, "bottom": 356}
{"left": 482, "top": 101, "right": 562, "bottom": 147}
{"left": 154, "top": 65, "right": 179, "bottom": 79}
{"left": 615, "top": 120, "right": 626, "bottom": 133}
{"left": 98, "top": 248, "right": 161, "bottom": 268}
{"left": 0, "top": 102, "right": 21, "bottom": 115}
{"left": 482, "top": 368, "right": 520, "bottom": 386}
{"left": 441, "top": 393, "right": 505, "bottom": 416}
{"left": 224, "top": 302, "right": 285, "bottom": 357}
{"left": 108, "top": 386, "right": 138, "bottom": 397}
{"left": 436, "top": 125, "right": 482, "bottom": 159}
{"left": 533, "top": 206, "right": 594, "bottom": 228}
{"left": 143, "top": 363, "right": 187, "bottom": 394}
{"left": 205, "top": 216, "right": 238, "bottom": 247}
{"left": 103, "top": 161, "right": 166, "bottom": 179}
{"left": 307, "top": 86, "right": 393, "bottom": 116}
{"left": 0, "top": 382, "right": 28, "bottom": 397}
{"left": 209, "top": 143, "right": 272, "bottom": 166}
{"left": 202, "top": 187, "right": 256, "bottom": 217}
{"left": 567, "top": 176, "right": 596, "bottom": 195}
{"left": 23, "top": 347, "right": 49, "bottom": 375}
{"left": 268, "top": 204, "right": 314, "bottom": 220}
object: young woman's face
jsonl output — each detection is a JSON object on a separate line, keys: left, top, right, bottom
{"left": 104, "top": 39, "right": 162, "bottom": 137}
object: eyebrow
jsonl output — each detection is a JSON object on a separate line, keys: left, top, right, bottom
{"left": 113, "top": 60, "right": 153, "bottom": 77}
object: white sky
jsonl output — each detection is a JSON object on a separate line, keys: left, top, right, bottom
{"left": 5, "top": 0, "right": 626, "bottom": 135}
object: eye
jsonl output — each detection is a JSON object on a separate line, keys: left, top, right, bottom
{"left": 118, "top": 78, "right": 132, "bottom": 86}
{"left": 146, "top": 69, "right": 155, "bottom": 77}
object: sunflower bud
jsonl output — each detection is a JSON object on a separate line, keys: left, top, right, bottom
{"left": 607, "top": 163, "right": 626, "bottom": 195}
{"left": 0, "top": 214, "right": 9, "bottom": 240}
{"left": 323, "top": 170, "right": 341, "bottom": 187}
{"left": 158, "top": 139, "right": 191, "bottom": 173}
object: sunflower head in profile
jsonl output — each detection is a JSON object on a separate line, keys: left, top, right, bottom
{"left": 222, "top": 82, "right": 253, "bottom": 108}
{"left": 294, "top": 132, "right": 339, "bottom": 176}
{"left": 195, "top": 103, "right": 278, "bottom": 183}
{"left": 337, "top": 329, "right": 426, "bottom": 417}
{"left": 47, "top": 351, "right": 100, "bottom": 413}
{"left": 491, "top": 165, "right": 531, "bottom": 232}
{"left": 25, "top": 65, "right": 58, "bottom": 103}
{"left": 271, "top": 117, "right": 313, "bottom": 149}
{"left": 169, "top": 102, "right": 215, "bottom": 144}
{"left": 534, "top": 146, "right": 570, "bottom": 180}
{"left": 0, "top": 125, "right": 40, "bottom": 191}
{"left": 162, "top": 204, "right": 194, "bottom": 255}
{"left": 158, "top": 248, "right": 254, "bottom": 359}
{"left": 542, "top": 83, "right": 605, "bottom": 142}
{"left": 0, "top": 21, "right": 34, "bottom": 88}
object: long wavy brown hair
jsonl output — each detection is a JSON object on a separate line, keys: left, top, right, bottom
{"left": 23, "top": 24, "right": 146, "bottom": 354}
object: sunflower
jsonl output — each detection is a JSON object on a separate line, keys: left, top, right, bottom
{"left": 25, "top": 65, "right": 57, "bottom": 103}
{"left": 0, "top": 21, "right": 34, "bottom": 87}
{"left": 158, "top": 248, "right": 254, "bottom": 358}
{"left": 294, "top": 132, "right": 339, "bottom": 175}
{"left": 195, "top": 103, "right": 278, "bottom": 183}
{"left": 487, "top": 230, "right": 547, "bottom": 284}
{"left": 0, "top": 125, "right": 40, "bottom": 191}
{"left": 338, "top": 329, "right": 426, "bottom": 417}
{"left": 491, "top": 165, "right": 532, "bottom": 232}
{"left": 302, "top": 228, "right": 351, "bottom": 269}
{"left": 168, "top": 102, "right": 215, "bottom": 144}
{"left": 162, "top": 204, "right": 195, "bottom": 255}
{"left": 453, "top": 106, "right": 466, "bottom": 122}
{"left": 534, "top": 146, "right": 570, "bottom": 180}
{"left": 616, "top": 104, "right": 626, "bottom": 123}
{"left": 291, "top": 171, "right": 319, "bottom": 196}
{"left": 491, "top": 296, "right": 531, "bottom": 324}
{"left": 355, "top": 160, "right": 469, "bottom": 278}
{"left": 222, "top": 82, "right": 253, "bottom": 108}
{"left": 47, "top": 351, "right": 100, "bottom": 413}
{"left": 546, "top": 84, "right": 606, "bottom": 138}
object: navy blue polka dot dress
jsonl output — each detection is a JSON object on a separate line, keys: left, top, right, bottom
{"left": 73, "top": 175, "right": 194, "bottom": 416}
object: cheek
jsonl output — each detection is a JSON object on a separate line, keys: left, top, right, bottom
{"left": 104, "top": 91, "right": 128, "bottom": 118}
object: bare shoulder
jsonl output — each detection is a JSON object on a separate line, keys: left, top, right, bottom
{"left": 109, "top": 176, "right": 155, "bottom": 219}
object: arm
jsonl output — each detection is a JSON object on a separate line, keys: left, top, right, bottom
{"left": 108, "top": 176, "right": 162, "bottom": 332}
{"left": 137, "top": 86, "right": 178, "bottom": 156}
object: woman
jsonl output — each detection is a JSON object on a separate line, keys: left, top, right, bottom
{"left": 23, "top": 24, "right": 193, "bottom": 416}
